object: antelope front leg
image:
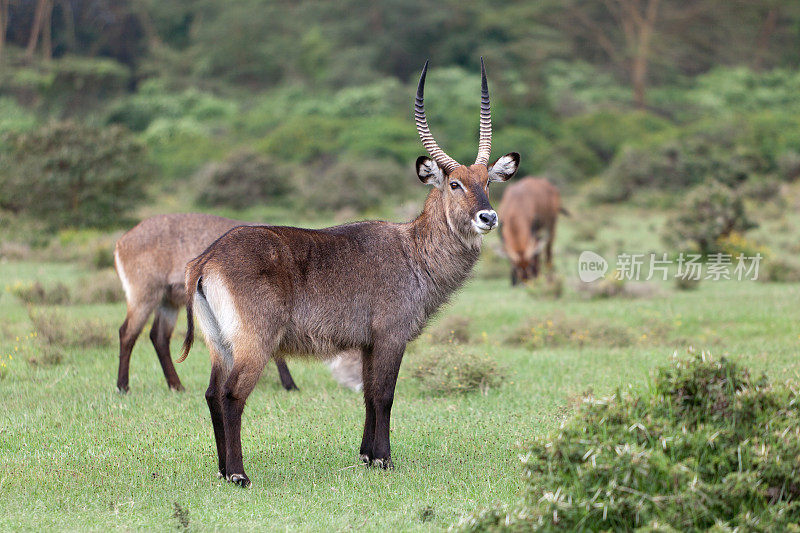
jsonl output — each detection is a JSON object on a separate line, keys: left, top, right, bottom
{"left": 359, "top": 347, "right": 375, "bottom": 463}
{"left": 369, "top": 342, "right": 404, "bottom": 469}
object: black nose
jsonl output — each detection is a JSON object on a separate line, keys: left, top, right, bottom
{"left": 478, "top": 211, "right": 497, "bottom": 226}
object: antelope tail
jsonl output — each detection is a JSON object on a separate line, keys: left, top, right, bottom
{"left": 178, "top": 266, "right": 203, "bottom": 363}
{"left": 560, "top": 206, "right": 571, "bottom": 217}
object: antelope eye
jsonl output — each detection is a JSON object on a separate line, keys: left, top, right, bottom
{"left": 450, "top": 181, "right": 461, "bottom": 190}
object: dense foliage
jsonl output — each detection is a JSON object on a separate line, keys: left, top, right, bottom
{"left": 458, "top": 353, "right": 800, "bottom": 531}
{"left": 2, "top": 1, "right": 800, "bottom": 230}
{"left": 0, "top": 122, "right": 150, "bottom": 228}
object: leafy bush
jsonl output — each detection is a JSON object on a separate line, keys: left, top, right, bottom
{"left": 106, "top": 79, "right": 238, "bottom": 132}
{"left": 457, "top": 353, "right": 800, "bottom": 531}
{"left": 663, "top": 181, "right": 757, "bottom": 254}
{"left": 505, "top": 313, "right": 637, "bottom": 350}
{"left": 0, "top": 122, "right": 151, "bottom": 229}
{"left": 77, "top": 270, "right": 125, "bottom": 304}
{"left": 141, "top": 117, "right": 228, "bottom": 180}
{"left": 522, "top": 274, "right": 564, "bottom": 300}
{"left": 760, "top": 256, "right": 800, "bottom": 283}
{"left": 10, "top": 282, "right": 71, "bottom": 306}
{"left": 297, "top": 157, "right": 408, "bottom": 212}
{"left": 563, "top": 110, "right": 674, "bottom": 163}
{"left": 195, "top": 150, "right": 293, "bottom": 209}
{"left": 411, "top": 345, "right": 505, "bottom": 395}
{"left": 28, "top": 308, "right": 113, "bottom": 348}
{"left": 0, "top": 97, "right": 38, "bottom": 134}
{"left": 593, "top": 119, "right": 770, "bottom": 202}
{"left": 430, "top": 315, "right": 472, "bottom": 345}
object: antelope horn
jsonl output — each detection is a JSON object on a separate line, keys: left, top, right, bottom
{"left": 475, "top": 57, "right": 491, "bottom": 166}
{"left": 415, "top": 60, "right": 460, "bottom": 175}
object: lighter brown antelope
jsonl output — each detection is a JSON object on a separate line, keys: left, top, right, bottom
{"left": 114, "top": 214, "right": 302, "bottom": 393}
{"left": 179, "top": 59, "right": 519, "bottom": 487}
{"left": 498, "top": 177, "right": 567, "bottom": 284}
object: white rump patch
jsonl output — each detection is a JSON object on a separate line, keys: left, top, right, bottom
{"left": 193, "top": 274, "right": 240, "bottom": 367}
{"left": 114, "top": 249, "right": 133, "bottom": 303}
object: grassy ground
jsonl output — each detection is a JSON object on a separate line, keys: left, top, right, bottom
{"left": 1, "top": 205, "right": 799, "bottom": 531}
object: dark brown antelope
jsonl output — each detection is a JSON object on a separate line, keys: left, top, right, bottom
{"left": 114, "top": 213, "right": 301, "bottom": 393}
{"left": 497, "top": 177, "right": 566, "bottom": 284}
{"left": 179, "top": 59, "right": 519, "bottom": 487}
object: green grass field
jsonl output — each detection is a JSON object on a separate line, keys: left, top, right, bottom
{"left": 1, "top": 206, "right": 799, "bottom": 531}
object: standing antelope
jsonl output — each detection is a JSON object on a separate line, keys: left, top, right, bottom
{"left": 498, "top": 177, "right": 566, "bottom": 284}
{"left": 114, "top": 213, "right": 302, "bottom": 393}
{"left": 179, "top": 59, "right": 519, "bottom": 487}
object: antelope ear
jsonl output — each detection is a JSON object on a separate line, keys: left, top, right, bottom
{"left": 416, "top": 156, "right": 445, "bottom": 188}
{"left": 488, "top": 152, "right": 520, "bottom": 182}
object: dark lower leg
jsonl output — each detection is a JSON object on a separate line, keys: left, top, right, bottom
{"left": 531, "top": 255, "right": 540, "bottom": 278}
{"left": 222, "top": 390, "right": 248, "bottom": 485}
{"left": 150, "top": 309, "right": 183, "bottom": 391}
{"left": 359, "top": 348, "right": 375, "bottom": 462}
{"left": 117, "top": 318, "right": 141, "bottom": 393}
{"left": 274, "top": 359, "right": 298, "bottom": 391}
{"left": 205, "top": 365, "right": 226, "bottom": 477}
{"left": 370, "top": 345, "right": 402, "bottom": 468}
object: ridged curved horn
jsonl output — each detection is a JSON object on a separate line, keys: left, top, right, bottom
{"left": 415, "top": 60, "right": 460, "bottom": 175}
{"left": 475, "top": 57, "right": 491, "bottom": 166}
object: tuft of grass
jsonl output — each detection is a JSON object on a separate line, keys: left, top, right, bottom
{"left": 430, "top": 315, "right": 472, "bottom": 345}
{"left": 457, "top": 352, "right": 800, "bottom": 531}
{"left": 172, "top": 502, "right": 190, "bottom": 531}
{"left": 9, "top": 281, "right": 71, "bottom": 305}
{"left": 505, "top": 314, "right": 637, "bottom": 350}
{"left": 27, "top": 345, "right": 64, "bottom": 367}
{"left": 522, "top": 273, "right": 564, "bottom": 299}
{"left": 410, "top": 345, "right": 505, "bottom": 395}
{"left": 760, "top": 256, "right": 800, "bottom": 283}
{"left": 76, "top": 269, "right": 125, "bottom": 304}
{"left": 674, "top": 274, "right": 701, "bottom": 291}
{"left": 27, "top": 307, "right": 113, "bottom": 348}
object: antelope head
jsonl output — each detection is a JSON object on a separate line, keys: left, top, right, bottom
{"left": 414, "top": 58, "right": 520, "bottom": 238}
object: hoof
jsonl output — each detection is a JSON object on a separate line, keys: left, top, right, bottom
{"left": 216, "top": 470, "right": 225, "bottom": 479}
{"left": 169, "top": 383, "right": 185, "bottom": 392}
{"left": 371, "top": 457, "right": 394, "bottom": 470}
{"left": 226, "top": 473, "right": 251, "bottom": 487}
{"left": 117, "top": 385, "right": 129, "bottom": 394}
{"left": 359, "top": 454, "right": 371, "bottom": 465}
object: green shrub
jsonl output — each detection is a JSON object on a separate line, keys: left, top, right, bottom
{"left": 195, "top": 150, "right": 293, "bottom": 209}
{"left": 258, "top": 115, "right": 345, "bottom": 163}
{"left": 760, "top": 256, "right": 800, "bottom": 283}
{"left": 430, "top": 315, "right": 472, "bottom": 345}
{"left": 0, "top": 121, "right": 151, "bottom": 229}
{"left": 28, "top": 308, "right": 113, "bottom": 348}
{"left": 662, "top": 181, "right": 757, "bottom": 254}
{"left": 411, "top": 345, "right": 505, "bottom": 395}
{"left": 296, "top": 157, "right": 407, "bottom": 212}
{"left": 593, "top": 119, "right": 770, "bottom": 202}
{"left": 0, "top": 97, "right": 38, "bottom": 134}
{"left": 457, "top": 353, "right": 800, "bottom": 531}
{"left": 505, "top": 314, "right": 635, "bottom": 350}
{"left": 563, "top": 110, "right": 674, "bottom": 163}
{"left": 10, "top": 282, "right": 71, "bottom": 306}
{"left": 106, "top": 79, "right": 238, "bottom": 132}
{"left": 141, "top": 117, "right": 228, "bottom": 181}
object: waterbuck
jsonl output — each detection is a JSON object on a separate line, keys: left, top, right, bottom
{"left": 498, "top": 177, "right": 566, "bottom": 284}
{"left": 114, "top": 213, "right": 301, "bottom": 393}
{"left": 179, "top": 59, "right": 519, "bottom": 487}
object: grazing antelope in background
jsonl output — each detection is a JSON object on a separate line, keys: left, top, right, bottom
{"left": 179, "top": 59, "right": 519, "bottom": 487}
{"left": 115, "top": 214, "right": 363, "bottom": 394}
{"left": 498, "top": 177, "right": 566, "bottom": 284}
